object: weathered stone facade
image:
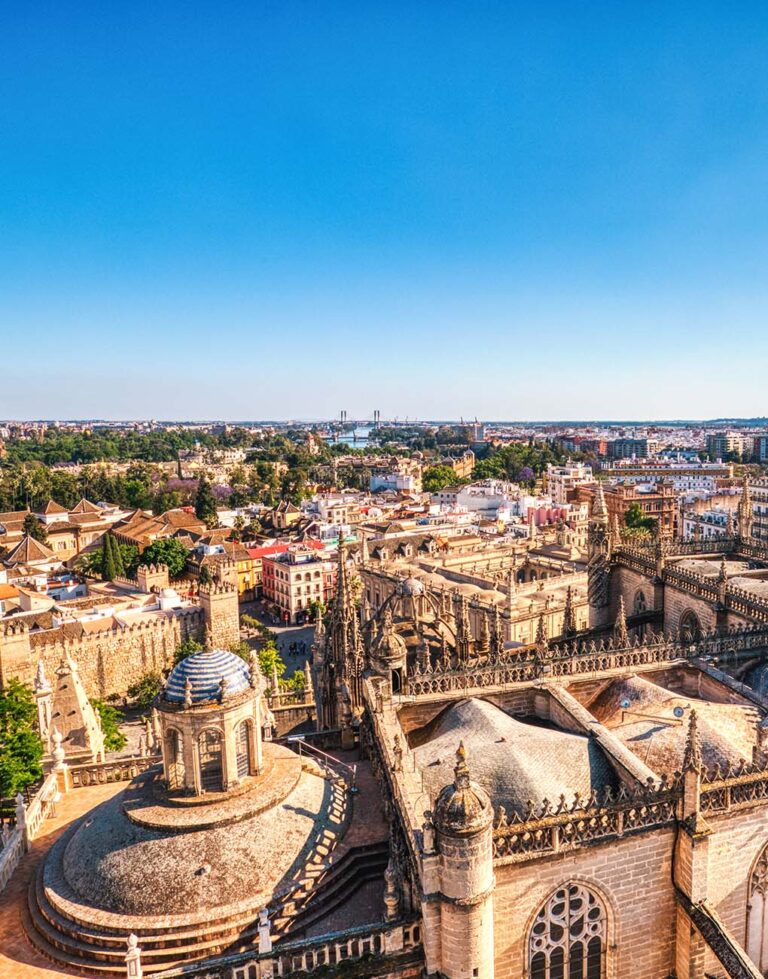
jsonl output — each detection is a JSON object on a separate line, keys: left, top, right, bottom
{"left": 0, "top": 565, "right": 240, "bottom": 700}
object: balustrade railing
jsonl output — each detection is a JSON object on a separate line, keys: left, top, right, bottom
{"left": 0, "top": 771, "right": 59, "bottom": 896}
{"left": 69, "top": 754, "right": 161, "bottom": 788}
{"left": 404, "top": 624, "right": 768, "bottom": 698}
{"left": 153, "top": 919, "right": 422, "bottom": 978}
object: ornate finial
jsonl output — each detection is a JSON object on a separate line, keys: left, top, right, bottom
{"left": 562, "top": 585, "right": 576, "bottom": 637}
{"left": 454, "top": 741, "right": 470, "bottom": 789}
{"left": 535, "top": 613, "right": 548, "bottom": 649}
{"left": 33, "top": 659, "right": 50, "bottom": 693}
{"left": 204, "top": 624, "right": 214, "bottom": 651}
{"left": 611, "top": 513, "right": 622, "bottom": 545}
{"left": 51, "top": 728, "right": 66, "bottom": 769}
{"left": 683, "top": 710, "right": 703, "bottom": 774}
{"left": 614, "top": 596, "right": 629, "bottom": 646}
{"left": 718, "top": 556, "right": 728, "bottom": 584}
{"left": 183, "top": 678, "right": 193, "bottom": 709}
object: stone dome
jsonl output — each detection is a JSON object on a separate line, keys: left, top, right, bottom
{"left": 370, "top": 627, "right": 408, "bottom": 663}
{"left": 398, "top": 575, "right": 424, "bottom": 597}
{"left": 414, "top": 698, "right": 618, "bottom": 817}
{"left": 434, "top": 743, "right": 493, "bottom": 836}
{"left": 165, "top": 648, "right": 250, "bottom": 704}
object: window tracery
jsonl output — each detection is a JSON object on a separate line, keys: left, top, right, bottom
{"left": 529, "top": 883, "right": 605, "bottom": 979}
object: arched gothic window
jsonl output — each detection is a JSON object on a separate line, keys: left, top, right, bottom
{"left": 165, "top": 728, "right": 185, "bottom": 791}
{"left": 235, "top": 720, "right": 252, "bottom": 780}
{"left": 529, "top": 883, "right": 606, "bottom": 979}
{"left": 680, "top": 609, "right": 702, "bottom": 642}
{"left": 747, "top": 844, "right": 768, "bottom": 970}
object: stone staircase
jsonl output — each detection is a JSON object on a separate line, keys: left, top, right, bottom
{"left": 271, "top": 840, "right": 390, "bottom": 938}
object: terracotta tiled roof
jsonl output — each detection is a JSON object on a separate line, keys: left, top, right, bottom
{"left": 70, "top": 498, "right": 102, "bottom": 514}
{"left": 4, "top": 535, "right": 56, "bottom": 565}
{"left": 39, "top": 500, "right": 68, "bottom": 515}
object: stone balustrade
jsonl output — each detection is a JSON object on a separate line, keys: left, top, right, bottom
{"left": 492, "top": 779, "right": 679, "bottom": 861}
{"left": 0, "top": 771, "right": 59, "bottom": 896}
{"left": 404, "top": 624, "right": 768, "bottom": 698}
{"left": 151, "top": 918, "right": 423, "bottom": 978}
{"left": 68, "top": 753, "right": 161, "bottom": 788}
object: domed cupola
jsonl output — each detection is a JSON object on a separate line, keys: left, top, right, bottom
{"left": 156, "top": 646, "right": 266, "bottom": 796}
{"left": 165, "top": 648, "right": 251, "bottom": 705}
{"left": 434, "top": 742, "right": 493, "bottom": 836}
{"left": 369, "top": 605, "right": 408, "bottom": 674}
{"left": 397, "top": 575, "right": 425, "bottom": 597}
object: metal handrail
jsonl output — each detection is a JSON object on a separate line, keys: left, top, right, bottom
{"left": 284, "top": 735, "right": 358, "bottom": 792}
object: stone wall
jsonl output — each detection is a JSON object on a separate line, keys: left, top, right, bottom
{"left": 662, "top": 584, "right": 722, "bottom": 634}
{"left": 492, "top": 826, "right": 678, "bottom": 979}
{"left": 706, "top": 805, "right": 768, "bottom": 949}
{"left": 611, "top": 565, "right": 662, "bottom": 621}
{"left": 1, "top": 608, "right": 204, "bottom": 700}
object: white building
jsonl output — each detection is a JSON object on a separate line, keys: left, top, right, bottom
{"left": 546, "top": 462, "right": 594, "bottom": 505}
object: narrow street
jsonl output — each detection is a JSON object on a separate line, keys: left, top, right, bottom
{"left": 239, "top": 600, "right": 317, "bottom": 680}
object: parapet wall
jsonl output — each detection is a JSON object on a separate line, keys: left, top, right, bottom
{"left": 0, "top": 608, "right": 204, "bottom": 699}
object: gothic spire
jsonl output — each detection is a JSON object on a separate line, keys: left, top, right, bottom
{"left": 683, "top": 709, "right": 703, "bottom": 774}
{"left": 592, "top": 482, "right": 609, "bottom": 524}
{"left": 613, "top": 596, "right": 629, "bottom": 646}
{"left": 562, "top": 585, "right": 576, "bottom": 637}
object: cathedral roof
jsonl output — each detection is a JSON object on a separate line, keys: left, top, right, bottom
{"left": 413, "top": 698, "right": 617, "bottom": 816}
{"left": 588, "top": 674, "right": 757, "bottom": 775}
{"left": 165, "top": 648, "right": 250, "bottom": 704}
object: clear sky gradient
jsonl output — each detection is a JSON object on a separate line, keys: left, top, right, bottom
{"left": 2, "top": 2, "right": 768, "bottom": 421}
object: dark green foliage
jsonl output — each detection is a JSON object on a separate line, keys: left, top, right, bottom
{"left": 126, "top": 673, "right": 164, "bottom": 708}
{"left": 22, "top": 513, "right": 47, "bottom": 543}
{"left": 422, "top": 465, "right": 462, "bottom": 492}
{"left": 194, "top": 475, "right": 219, "bottom": 528}
{"left": 78, "top": 536, "right": 138, "bottom": 581}
{"left": 472, "top": 440, "right": 567, "bottom": 482}
{"left": 173, "top": 637, "right": 204, "bottom": 665}
{"left": 91, "top": 700, "right": 127, "bottom": 752}
{"left": 0, "top": 680, "right": 43, "bottom": 796}
{"left": 624, "top": 502, "right": 657, "bottom": 533}
{"left": 138, "top": 538, "right": 190, "bottom": 578}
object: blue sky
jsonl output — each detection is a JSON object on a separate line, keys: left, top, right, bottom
{"left": 2, "top": 2, "right": 768, "bottom": 421}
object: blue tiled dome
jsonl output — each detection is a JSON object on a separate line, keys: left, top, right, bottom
{"left": 165, "top": 648, "right": 251, "bottom": 704}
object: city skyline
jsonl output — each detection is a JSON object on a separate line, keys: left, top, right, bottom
{"left": 3, "top": 3, "right": 768, "bottom": 418}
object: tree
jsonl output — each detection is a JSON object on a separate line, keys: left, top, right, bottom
{"left": 126, "top": 673, "right": 163, "bottom": 709}
{"left": 198, "top": 564, "right": 213, "bottom": 586}
{"left": 138, "top": 537, "right": 190, "bottom": 578}
{"left": 195, "top": 475, "right": 218, "bottom": 528}
{"left": 258, "top": 642, "right": 287, "bottom": 685}
{"left": 422, "top": 465, "right": 459, "bottom": 493}
{"left": 173, "top": 637, "right": 203, "bottom": 665}
{"left": 102, "top": 533, "right": 118, "bottom": 581}
{"left": 78, "top": 537, "right": 138, "bottom": 581}
{"left": 0, "top": 679, "right": 43, "bottom": 796}
{"left": 22, "top": 513, "right": 47, "bottom": 544}
{"left": 624, "top": 502, "right": 657, "bottom": 533}
{"left": 91, "top": 700, "right": 127, "bottom": 752}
